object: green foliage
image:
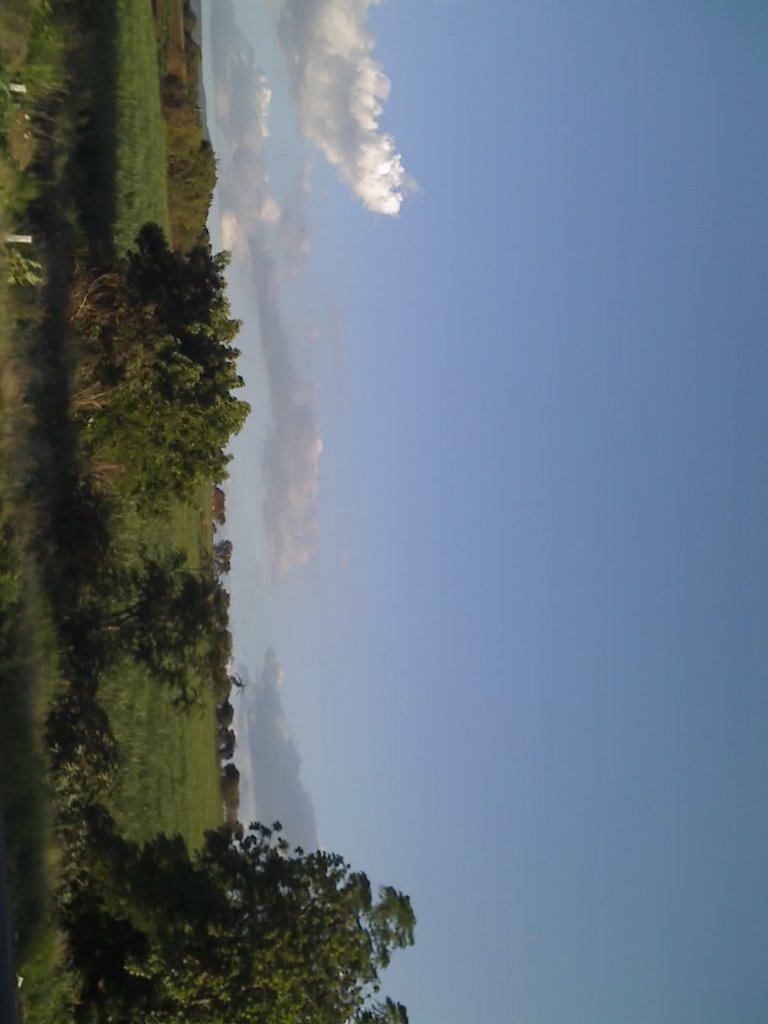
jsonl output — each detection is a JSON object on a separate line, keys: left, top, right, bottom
{"left": 6, "top": 246, "right": 43, "bottom": 286}
{"left": 72, "top": 224, "right": 249, "bottom": 509}
{"left": 218, "top": 726, "right": 235, "bottom": 760}
{"left": 220, "top": 762, "right": 239, "bottom": 828}
{"left": 95, "top": 547, "right": 231, "bottom": 706}
{"left": 21, "top": 0, "right": 65, "bottom": 100}
{"left": 165, "top": 100, "right": 216, "bottom": 251}
{"left": 0, "top": 0, "right": 33, "bottom": 75}
{"left": 66, "top": 818, "right": 415, "bottom": 1024}
{"left": 47, "top": 689, "right": 118, "bottom": 814}
{"left": 213, "top": 537, "right": 232, "bottom": 575}
{"left": 0, "top": 497, "right": 71, "bottom": 1024}
{"left": 98, "top": 659, "right": 221, "bottom": 848}
{"left": 48, "top": 525, "right": 224, "bottom": 848}
{"left": 154, "top": 0, "right": 215, "bottom": 252}
{"left": 215, "top": 699, "right": 234, "bottom": 729}
{"left": 212, "top": 483, "right": 226, "bottom": 524}
{"left": 0, "top": 0, "right": 66, "bottom": 222}
{"left": 0, "top": 515, "right": 21, "bottom": 634}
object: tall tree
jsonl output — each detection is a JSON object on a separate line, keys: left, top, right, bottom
{"left": 75, "top": 819, "right": 415, "bottom": 1024}
{"left": 220, "top": 763, "right": 240, "bottom": 828}
{"left": 71, "top": 224, "right": 250, "bottom": 510}
{"left": 213, "top": 538, "right": 232, "bottom": 576}
{"left": 98, "top": 548, "right": 229, "bottom": 705}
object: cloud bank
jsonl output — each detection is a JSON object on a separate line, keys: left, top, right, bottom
{"left": 276, "top": 0, "right": 413, "bottom": 215}
{"left": 253, "top": 256, "right": 322, "bottom": 578}
{"left": 278, "top": 162, "right": 313, "bottom": 277}
{"left": 212, "top": 10, "right": 323, "bottom": 578}
{"left": 239, "top": 652, "right": 319, "bottom": 851}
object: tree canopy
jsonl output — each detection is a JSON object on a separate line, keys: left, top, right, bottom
{"left": 71, "top": 224, "right": 250, "bottom": 510}
{"left": 71, "top": 818, "right": 415, "bottom": 1024}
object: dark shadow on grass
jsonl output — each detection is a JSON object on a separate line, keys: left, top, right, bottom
{"left": 0, "top": 612, "right": 50, "bottom": 965}
{"left": 0, "top": 1, "right": 119, "bottom": 964}
{"left": 72, "top": 0, "right": 119, "bottom": 256}
{"left": 0, "top": 807, "right": 20, "bottom": 1024}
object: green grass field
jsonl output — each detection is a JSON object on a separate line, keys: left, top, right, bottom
{"left": 101, "top": 482, "right": 221, "bottom": 849}
{"left": 112, "top": 0, "right": 169, "bottom": 252}
{"left": 100, "top": 659, "right": 221, "bottom": 846}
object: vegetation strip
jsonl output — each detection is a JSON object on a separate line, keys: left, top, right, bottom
{"left": 0, "top": 811, "right": 18, "bottom": 1024}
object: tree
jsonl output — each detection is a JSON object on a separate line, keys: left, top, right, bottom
{"left": 76, "top": 819, "right": 415, "bottom": 1024}
{"left": 218, "top": 727, "right": 235, "bottom": 761}
{"left": 213, "top": 538, "right": 232, "bottom": 576}
{"left": 213, "top": 670, "right": 232, "bottom": 704}
{"left": 6, "top": 247, "right": 43, "bottom": 286}
{"left": 211, "top": 484, "right": 226, "bottom": 525}
{"left": 216, "top": 700, "right": 234, "bottom": 730}
{"left": 220, "top": 763, "right": 240, "bottom": 828}
{"left": 165, "top": 118, "right": 216, "bottom": 252}
{"left": 97, "top": 548, "right": 230, "bottom": 706}
{"left": 70, "top": 225, "right": 250, "bottom": 511}
{"left": 359, "top": 999, "right": 410, "bottom": 1024}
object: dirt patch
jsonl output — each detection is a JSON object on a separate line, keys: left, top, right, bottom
{"left": 7, "top": 108, "right": 33, "bottom": 171}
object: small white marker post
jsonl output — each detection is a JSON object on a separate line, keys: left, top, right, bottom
{"left": 5, "top": 235, "right": 33, "bottom": 245}
{"left": 8, "top": 83, "right": 27, "bottom": 94}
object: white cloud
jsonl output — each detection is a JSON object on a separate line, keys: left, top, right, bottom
{"left": 253, "top": 72, "right": 272, "bottom": 140}
{"left": 258, "top": 194, "right": 282, "bottom": 223}
{"left": 212, "top": 18, "right": 324, "bottom": 580}
{"left": 220, "top": 210, "right": 248, "bottom": 262}
{"left": 242, "top": 238, "right": 322, "bottom": 579}
{"left": 278, "top": 162, "right": 314, "bottom": 276}
{"left": 276, "top": 0, "right": 415, "bottom": 216}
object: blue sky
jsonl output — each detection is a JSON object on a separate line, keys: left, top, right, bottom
{"left": 200, "top": 2, "right": 768, "bottom": 1021}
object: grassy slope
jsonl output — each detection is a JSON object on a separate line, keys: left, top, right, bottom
{"left": 101, "top": 482, "right": 221, "bottom": 849}
{"left": 101, "top": 0, "right": 220, "bottom": 844}
{"left": 112, "top": 0, "right": 169, "bottom": 252}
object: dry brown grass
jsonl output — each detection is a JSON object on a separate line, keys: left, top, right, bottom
{"left": 0, "top": 6, "right": 30, "bottom": 74}
{"left": 165, "top": 0, "right": 187, "bottom": 83}
{"left": 6, "top": 106, "right": 33, "bottom": 169}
